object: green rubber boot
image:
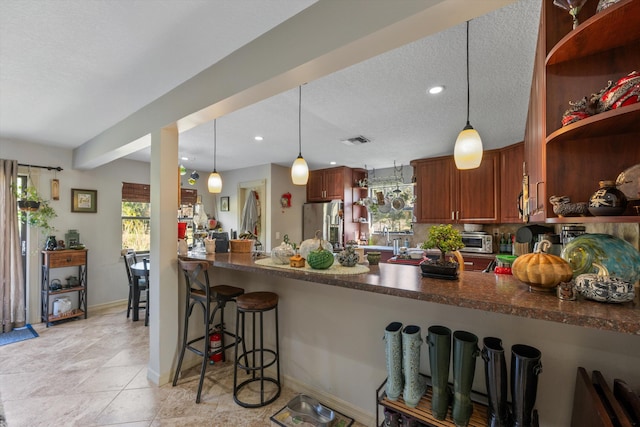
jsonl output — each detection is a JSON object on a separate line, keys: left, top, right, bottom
{"left": 427, "top": 325, "right": 451, "bottom": 420}
{"left": 452, "top": 330, "right": 480, "bottom": 427}
{"left": 402, "top": 325, "right": 427, "bottom": 408}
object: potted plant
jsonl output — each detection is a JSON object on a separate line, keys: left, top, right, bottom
{"left": 420, "top": 224, "right": 464, "bottom": 279}
{"left": 15, "top": 185, "right": 58, "bottom": 245}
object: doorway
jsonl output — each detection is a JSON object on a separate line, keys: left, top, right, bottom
{"left": 238, "top": 179, "right": 266, "bottom": 250}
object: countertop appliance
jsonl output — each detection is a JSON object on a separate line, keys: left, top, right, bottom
{"left": 460, "top": 232, "right": 493, "bottom": 254}
{"left": 303, "top": 201, "right": 343, "bottom": 250}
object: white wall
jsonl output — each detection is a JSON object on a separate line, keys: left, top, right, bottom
{"left": 1, "top": 138, "right": 151, "bottom": 322}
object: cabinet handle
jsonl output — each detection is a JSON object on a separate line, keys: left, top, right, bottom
{"left": 66, "top": 257, "right": 72, "bottom": 262}
{"left": 456, "top": 211, "right": 460, "bottom": 220}
{"left": 451, "top": 211, "right": 455, "bottom": 220}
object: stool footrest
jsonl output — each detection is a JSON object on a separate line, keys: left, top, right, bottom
{"left": 235, "top": 349, "right": 278, "bottom": 372}
{"left": 233, "top": 377, "right": 281, "bottom": 408}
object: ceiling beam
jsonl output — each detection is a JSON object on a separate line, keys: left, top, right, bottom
{"left": 73, "top": 0, "right": 513, "bottom": 170}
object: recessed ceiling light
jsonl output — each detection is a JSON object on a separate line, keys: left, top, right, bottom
{"left": 428, "top": 86, "right": 444, "bottom": 94}
{"left": 254, "top": 136, "right": 263, "bottom": 141}
{"left": 181, "top": 156, "right": 189, "bottom": 161}
{"left": 330, "top": 161, "right": 336, "bottom": 165}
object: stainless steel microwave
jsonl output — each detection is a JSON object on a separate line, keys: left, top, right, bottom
{"left": 460, "top": 232, "right": 493, "bottom": 254}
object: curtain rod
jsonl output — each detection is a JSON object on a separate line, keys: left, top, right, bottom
{"left": 18, "top": 163, "right": 63, "bottom": 172}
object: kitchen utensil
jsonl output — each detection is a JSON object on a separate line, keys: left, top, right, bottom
{"left": 391, "top": 186, "right": 405, "bottom": 210}
{"left": 463, "top": 224, "right": 483, "bottom": 232}
{"left": 378, "top": 198, "right": 392, "bottom": 213}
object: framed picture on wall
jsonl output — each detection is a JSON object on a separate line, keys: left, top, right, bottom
{"left": 71, "top": 188, "right": 97, "bottom": 213}
{"left": 221, "top": 196, "right": 230, "bottom": 212}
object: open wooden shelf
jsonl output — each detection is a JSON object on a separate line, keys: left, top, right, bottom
{"left": 546, "top": 0, "right": 639, "bottom": 66}
{"left": 376, "top": 376, "right": 488, "bottom": 427}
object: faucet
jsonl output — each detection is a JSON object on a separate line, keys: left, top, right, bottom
{"left": 382, "top": 226, "right": 390, "bottom": 246}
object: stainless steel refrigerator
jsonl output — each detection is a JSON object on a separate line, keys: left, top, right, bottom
{"left": 302, "top": 201, "right": 343, "bottom": 250}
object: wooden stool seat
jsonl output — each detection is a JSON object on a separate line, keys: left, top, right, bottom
{"left": 190, "top": 284, "right": 244, "bottom": 300}
{"left": 236, "top": 291, "right": 278, "bottom": 311}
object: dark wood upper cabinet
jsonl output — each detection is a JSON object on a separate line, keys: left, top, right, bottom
{"left": 306, "top": 167, "right": 350, "bottom": 202}
{"left": 500, "top": 142, "right": 525, "bottom": 223}
{"left": 525, "top": 0, "right": 640, "bottom": 224}
{"left": 411, "top": 150, "right": 500, "bottom": 224}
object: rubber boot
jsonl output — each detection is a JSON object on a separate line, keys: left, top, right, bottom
{"left": 451, "top": 330, "right": 479, "bottom": 427}
{"left": 511, "top": 344, "right": 542, "bottom": 427}
{"left": 383, "top": 408, "right": 400, "bottom": 427}
{"left": 482, "top": 337, "right": 510, "bottom": 427}
{"left": 384, "top": 322, "right": 403, "bottom": 401}
{"left": 402, "top": 325, "right": 427, "bottom": 408}
{"left": 427, "top": 325, "right": 451, "bottom": 420}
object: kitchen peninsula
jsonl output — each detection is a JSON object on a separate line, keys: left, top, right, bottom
{"left": 183, "top": 252, "right": 640, "bottom": 426}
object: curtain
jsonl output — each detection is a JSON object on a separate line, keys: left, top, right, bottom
{"left": 240, "top": 190, "right": 259, "bottom": 235}
{"left": 0, "top": 159, "right": 26, "bottom": 333}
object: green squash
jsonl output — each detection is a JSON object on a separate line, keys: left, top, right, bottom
{"left": 307, "top": 241, "right": 335, "bottom": 270}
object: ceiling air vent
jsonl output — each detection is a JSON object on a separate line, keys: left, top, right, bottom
{"left": 340, "top": 135, "right": 371, "bottom": 146}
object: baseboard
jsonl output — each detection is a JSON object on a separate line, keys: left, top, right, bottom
{"left": 88, "top": 299, "right": 128, "bottom": 312}
{"left": 281, "top": 374, "right": 376, "bottom": 427}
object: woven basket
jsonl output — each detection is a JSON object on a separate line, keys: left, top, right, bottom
{"left": 230, "top": 239, "right": 253, "bottom": 253}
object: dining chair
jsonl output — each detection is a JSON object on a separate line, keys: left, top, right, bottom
{"left": 130, "top": 258, "right": 150, "bottom": 326}
{"left": 123, "top": 250, "right": 147, "bottom": 320}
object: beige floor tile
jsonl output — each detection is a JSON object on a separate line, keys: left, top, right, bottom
{"left": 0, "top": 305, "right": 368, "bottom": 427}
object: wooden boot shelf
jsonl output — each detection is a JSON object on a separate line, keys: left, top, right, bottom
{"left": 376, "top": 375, "right": 489, "bottom": 427}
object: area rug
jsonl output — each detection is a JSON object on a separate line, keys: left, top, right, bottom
{"left": 0, "top": 324, "right": 38, "bottom": 347}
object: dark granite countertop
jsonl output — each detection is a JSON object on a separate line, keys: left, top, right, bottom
{"left": 182, "top": 252, "right": 640, "bottom": 335}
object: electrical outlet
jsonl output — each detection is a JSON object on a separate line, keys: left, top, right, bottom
{"left": 275, "top": 231, "right": 280, "bottom": 239}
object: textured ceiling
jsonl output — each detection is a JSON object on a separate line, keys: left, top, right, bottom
{"left": 0, "top": 0, "right": 541, "bottom": 172}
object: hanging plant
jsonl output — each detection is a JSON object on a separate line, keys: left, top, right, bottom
{"left": 14, "top": 184, "right": 58, "bottom": 237}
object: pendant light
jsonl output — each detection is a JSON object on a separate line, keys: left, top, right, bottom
{"left": 454, "top": 20, "right": 483, "bottom": 170}
{"left": 291, "top": 85, "right": 309, "bottom": 185}
{"left": 208, "top": 119, "right": 223, "bottom": 193}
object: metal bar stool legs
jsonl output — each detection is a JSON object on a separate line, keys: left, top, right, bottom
{"left": 173, "top": 260, "right": 245, "bottom": 403}
{"left": 233, "top": 291, "right": 281, "bottom": 408}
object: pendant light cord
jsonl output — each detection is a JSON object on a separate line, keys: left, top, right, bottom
{"left": 213, "top": 119, "right": 217, "bottom": 172}
{"left": 465, "top": 20, "right": 470, "bottom": 127}
{"left": 298, "top": 85, "right": 302, "bottom": 157}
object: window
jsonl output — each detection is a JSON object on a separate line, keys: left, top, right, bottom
{"left": 368, "top": 183, "right": 414, "bottom": 234}
{"left": 121, "top": 182, "right": 150, "bottom": 252}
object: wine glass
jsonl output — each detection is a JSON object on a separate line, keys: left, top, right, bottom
{"left": 553, "top": 0, "right": 588, "bottom": 30}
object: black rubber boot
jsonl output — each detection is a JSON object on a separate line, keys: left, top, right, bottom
{"left": 511, "top": 344, "right": 542, "bottom": 427}
{"left": 482, "top": 337, "right": 510, "bottom": 427}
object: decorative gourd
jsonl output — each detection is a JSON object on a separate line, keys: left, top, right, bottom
{"left": 511, "top": 240, "right": 573, "bottom": 292}
{"left": 574, "top": 263, "right": 635, "bottom": 303}
{"left": 299, "top": 230, "right": 333, "bottom": 260}
{"left": 306, "top": 240, "right": 335, "bottom": 270}
{"left": 337, "top": 245, "right": 359, "bottom": 267}
{"left": 272, "top": 241, "right": 294, "bottom": 265}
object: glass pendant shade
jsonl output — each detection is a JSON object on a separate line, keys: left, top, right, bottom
{"left": 208, "top": 171, "right": 222, "bottom": 193}
{"left": 208, "top": 119, "right": 223, "bottom": 193}
{"left": 291, "top": 85, "right": 309, "bottom": 186}
{"left": 454, "top": 124, "right": 483, "bottom": 169}
{"left": 454, "top": 20, "right": 483, "bottom": 170}
{"left": 291, "top": 155, "right": 309, "bottom": 185}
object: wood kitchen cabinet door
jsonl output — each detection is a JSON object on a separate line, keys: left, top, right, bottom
{"left": 411, "top": 156, "right": 456, "bottom": 223}
{"left": 306, "top": 167, "right": 348, "bottom": 202}
{"left": 500, "top": 142, "right": 524, "bottom": 223}
{"left": 458, "top": 150, "right": 500, "bottom": 223}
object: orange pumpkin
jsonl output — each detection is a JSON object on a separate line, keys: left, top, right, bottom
{"left": 512, "top": 240, "right": 573, "bottom": 292}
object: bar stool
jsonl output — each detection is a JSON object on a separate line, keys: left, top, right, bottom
{"left": 173, "top": 260, "right": 245, "bottom": 403}
{"left": 233, "top": 291, "right": 281, "bottom": 408}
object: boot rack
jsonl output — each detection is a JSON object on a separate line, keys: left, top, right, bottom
{"left": 376, "top": 375, "right": 489, "bottom": 427}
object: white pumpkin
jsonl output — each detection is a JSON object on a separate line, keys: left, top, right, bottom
{"left": 299, "top": 230, "right": 333, "bottom": 260}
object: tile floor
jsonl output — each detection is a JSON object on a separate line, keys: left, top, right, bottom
{"left": 0, "top": 305, "right": 367, "bottom": 427}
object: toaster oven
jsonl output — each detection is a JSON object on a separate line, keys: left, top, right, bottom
{"left": 460, "top": 232, "right": 493, "bottom": 254}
